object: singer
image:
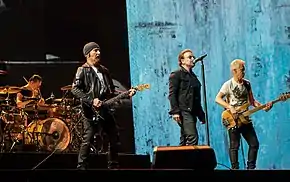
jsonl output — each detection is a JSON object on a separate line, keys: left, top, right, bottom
{"left": 71, "top": 42, "right": 136, "bottom": 170}
{"left": 168, "top": 49, "right": 206, "bottom": 146}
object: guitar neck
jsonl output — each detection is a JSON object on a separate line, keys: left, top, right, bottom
{"left": 98, "top": 83, "right": 150, "bottom": 108}
{"left": 243, "top": 98, "right": 281, "bottom": 117}
{"left": 104, "top": 91, "right": 130, "bottom": 107}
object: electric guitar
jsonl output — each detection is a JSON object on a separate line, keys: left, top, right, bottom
{"left": 92, "top": 83, "right": 150, "bottom": 121}
{"left": 221, "top": 92, "right": 290, "bottom": 130}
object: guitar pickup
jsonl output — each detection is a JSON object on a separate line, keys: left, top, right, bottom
{"left": 222, "top": 119, "right": 230, "bottom": 126}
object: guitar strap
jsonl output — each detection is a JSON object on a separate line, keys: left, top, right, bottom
{"left": 222, "top": 80, "right": 251, "bottom": 110}
{"left": 230, "top": 79, "right": 252, "bottom": 125}
{"left": 243, "top": 79, "right": 251, "bottom": 93}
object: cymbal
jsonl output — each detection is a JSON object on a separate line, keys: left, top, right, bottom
{"left": 0, "top": 86, "right": 21, "bottom": 94}
{"left": 61, "top": 85, "right": 72, "bottom": 91}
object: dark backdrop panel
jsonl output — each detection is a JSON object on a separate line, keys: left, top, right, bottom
{"left": 0, "top": 63, "right": 78, "bottom": 98}
{"left": 0, "top": 0, "right": 45, "bottom": 60}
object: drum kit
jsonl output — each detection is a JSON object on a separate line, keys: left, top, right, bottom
{"left": 0, "top": 84, "right": 106, "bottom": 154}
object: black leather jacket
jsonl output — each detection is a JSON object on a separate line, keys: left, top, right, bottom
{"left": 168, "top": 67, "right": 205, "bottom": 122}
{"left": 71, "top": 62, "right": 116, "bottom": 119}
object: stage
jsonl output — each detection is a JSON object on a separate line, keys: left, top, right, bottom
{"left": 0, "top": 169, "right": 290, "bottom": 182}
{"left": 0, "top": 152, "right": 289, "bottom": 181}
{"left": 0, "top": 152, "right": 151, "bottom": 170}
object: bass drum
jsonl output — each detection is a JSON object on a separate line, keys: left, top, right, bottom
{"left": 25, "top": 118, "right": 70, "bottom": 152}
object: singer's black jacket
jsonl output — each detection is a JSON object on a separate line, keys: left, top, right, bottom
{"left": 168, "top": 67, "right": 205, "bottom": 122}
{"left": 71, "top": 62, "right": 117, "bottom": 119}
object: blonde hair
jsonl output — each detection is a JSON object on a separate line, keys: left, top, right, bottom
{"left": 230, "top": 59, "right": 245, "bottom": 70}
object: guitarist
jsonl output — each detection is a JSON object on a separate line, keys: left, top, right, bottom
{"left": 215, "top": 59, "right": 273, "bottom": 169}
{"left": 71, "top": 42, "right": 136, "bottom": 170}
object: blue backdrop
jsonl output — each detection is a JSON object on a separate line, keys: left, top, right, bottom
{"left": 126, "top": 0, "right": 290, "bottom": 169}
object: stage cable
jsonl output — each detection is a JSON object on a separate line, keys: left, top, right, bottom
{"left": 217, "top": 162, "right": 231, "bottom": 170}
{"left": 31, "top": 147, "right": 59, "bottom": 170}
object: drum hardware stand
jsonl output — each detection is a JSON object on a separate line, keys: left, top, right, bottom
{"left": 0, "top": 121, "right": 8, "bottom": 153}
{"left": 8, "top": 137, "right": 19, "bottom": 153}
{"left": 62, "top": 92, "right": 72, "bottom": 121}
{"left": 1, "top": 121, "right": 16, "bottom": 153}
{"left": 69, "top": 112, "right": 85, "bottom": 152}
{"left": 1, "top": 122, "right": 20, "bottom": 153}
{"left": 0, "top": 93, "right": 12, "bottom": 153}
{"left": 31, "top": 103, "right": 41, "bottom": 152}
{"left": 8, "top": 125, "right": 21, "bottom": 153}
{"left": 68, "top": 106, "right": 98, "bottom": 153}
{"left": 61, "top": 90, "right": 70, "bottom": 103}
{"left": 4, "top": 89, "right": 10, "bottom": 105}
{"left": 8, "top": 110, "right": 29, "bottom": 153}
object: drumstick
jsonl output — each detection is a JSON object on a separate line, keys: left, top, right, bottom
{"left": 23, "top": 76, "right": 28, "bottom": 83}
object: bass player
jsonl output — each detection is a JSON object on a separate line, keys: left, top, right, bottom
{"left": 215, "top": 59, "right": 273, "bottom": 169}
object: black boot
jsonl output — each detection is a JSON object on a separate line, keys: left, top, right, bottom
{"left": 77, "top": 163, "right": 87, "bottom": 170}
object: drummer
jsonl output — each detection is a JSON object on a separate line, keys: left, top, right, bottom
{"left": 16, "top": 74, "right": 54, "bottom": 122}
{"left": 16, "top": 74, "right": 45, "bottom": 109}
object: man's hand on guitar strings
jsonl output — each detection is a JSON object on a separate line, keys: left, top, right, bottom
{"left": 263, "top": 101, "right": 273, "bottom": 112}
{"left": 229, "top": 106, "right": 237, "bottom": 114}
{"left": 128, "top": 88, "right": 136, "bottom": 97}
{"left": 229, "top": 106, "right": 239, "bottom": 120}
{"left": 93, "top": 98, "right": 102, "bottom": 108}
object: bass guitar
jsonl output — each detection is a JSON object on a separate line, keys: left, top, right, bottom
{"left": 222, "top": 92, "right": 290, "bottom": 130}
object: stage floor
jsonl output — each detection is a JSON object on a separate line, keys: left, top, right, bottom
{"left": 1, "top": 169, "right": 290, "bottom": 181}
{"left": 0, "top": 152, "right": 289, "bottom": 181}
{"left": 0, "top": 152, "right": 151, "bottom": 169}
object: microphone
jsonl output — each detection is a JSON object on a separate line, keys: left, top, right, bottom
{"left": 50, "top": 92, "right": 55, "bottom": 99}
{"left": 193, "top": 54, "right": 207, "bottom": 64}
{"left": 51, "top": 131, "right": 59, "bottom": 140}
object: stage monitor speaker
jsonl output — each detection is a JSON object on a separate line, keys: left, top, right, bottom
{"left": 152, "top": 145, "right": 217, "bottom": 170}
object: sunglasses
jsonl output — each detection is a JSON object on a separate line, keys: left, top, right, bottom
{"left": 185, "top": 55, "right": 196, "bottom": 59}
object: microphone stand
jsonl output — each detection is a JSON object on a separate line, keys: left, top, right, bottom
{"left": 200, "top": 60, "right": 210, "bottom": 146}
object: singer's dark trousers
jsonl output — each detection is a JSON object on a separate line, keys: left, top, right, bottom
{"left": 179, "top": 111, "right": 198, "bottom": 146}
{"left": 228, "top": 123, "right": 259, "bottom": 169}
{"left": 77, "top": 112, "right": 120, "bottom": 170}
